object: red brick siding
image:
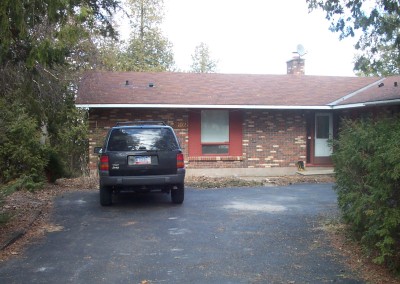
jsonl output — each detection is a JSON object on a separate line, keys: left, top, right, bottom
{"left": 88, "top": 108, "right": 189, "bottom": 170}
{"left": 242, "top": 110, "right": 306, "bottom": 168}
{"left": 88, "top": 108, "right": 307, "bottom": 170}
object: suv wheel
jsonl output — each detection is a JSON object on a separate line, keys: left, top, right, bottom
{"left": 100, "top": 185, "right": 112, "bottom": 206}
{"left": 171, "top": 184, "right": 184, "bottom": 204}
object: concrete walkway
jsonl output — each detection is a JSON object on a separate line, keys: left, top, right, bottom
{"left": 296, "top": 168, "right": 335, "bottom": 176}
{"left": 187, "top": 167, "right": 334, "bottom": 178}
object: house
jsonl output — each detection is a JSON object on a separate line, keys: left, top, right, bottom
{"left": 76, "top": 58, "right": 400, "bottom": 176}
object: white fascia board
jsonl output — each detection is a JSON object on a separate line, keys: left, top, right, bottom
{"left": 331, "top": 103, "right": 366, "bottom": 110}
{"left": 331, "top": 99, "right": 400, "bottom": 109}
{"left": 75, "top": 104, "right": 332, "bottom": 110}
{"left": 364, "top": 98, "right": 400, "bottom": 106}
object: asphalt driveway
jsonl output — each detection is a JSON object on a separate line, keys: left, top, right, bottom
{"left": 0, "top": 183, "right": 362, "bottom": 283}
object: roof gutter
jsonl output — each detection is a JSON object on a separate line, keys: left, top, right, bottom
{"left": 328, "top": 78, "right": 385, "bottom": 106}
{"left": 330, "top": 98, "right": 400, "bottom": 110}
{"left": 75, "top": 103, "right": 333, "bottom": 110}
{"left": 331, "top": 103, "right": 366, "bottom": 110}
{"left": 76, "top": 100, "right": 400, "bottom": 110}
{"left": 364, "top": 98, "right": 400, "bottom": 107}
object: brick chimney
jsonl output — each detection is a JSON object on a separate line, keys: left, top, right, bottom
{"left": 287, "top": 57, "right": 305, "bottom": 75}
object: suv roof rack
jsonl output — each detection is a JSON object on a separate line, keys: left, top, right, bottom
{"left": 115, "top": 121, "right": 167, "bottom": 126}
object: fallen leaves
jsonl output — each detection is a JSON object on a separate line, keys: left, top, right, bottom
{"left": 0, "top": 177, "right": 97, "bottom": 260}
{"left": 42, "top": 224, "right": 64, "bottom": 233}
{"left": 185, "top": 175, "right": 335, "bottom": 188}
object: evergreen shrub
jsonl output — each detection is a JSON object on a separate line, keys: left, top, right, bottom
{"left": 0, "top": 103, "right": 47, "bottom": 186}
{"left": 333, "top": 117, "right": 400, "bottom": 271}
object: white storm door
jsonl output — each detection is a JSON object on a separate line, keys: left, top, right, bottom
{"left": 315, "top": 113, "right": 333, "bottom": 157}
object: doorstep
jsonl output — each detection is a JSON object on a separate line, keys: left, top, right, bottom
{"left": 296, "top": 168, "right": 334, "bottom": 176}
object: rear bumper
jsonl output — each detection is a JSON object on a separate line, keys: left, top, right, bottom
{"left": 99, "top": 168, "right": 185, "bottom": 187}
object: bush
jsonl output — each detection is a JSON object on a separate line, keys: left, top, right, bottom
{"left": 45, "top": 149, "right": 66, "bottom": 183}
{"left": 0, "top": 94, "right": 88, "bottom": 191}
{"left": 0, "top": 175, "right": 44, "bottom": 195}
{"left": 333, "top": 117, "right": 400, "bottom": 271}
{"left": 0, "top": 103, "right": 48, "bottom": 185}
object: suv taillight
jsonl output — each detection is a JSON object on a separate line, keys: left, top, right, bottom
{"left": 100, "top": 155, "right": 109, "bottom": 171}
{"left": 177, "top": 153, "right": 185, "bottom": 169}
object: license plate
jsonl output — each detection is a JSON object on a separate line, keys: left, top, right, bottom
{"left": 128, "top": 156, "right": 151, "bottom": 165}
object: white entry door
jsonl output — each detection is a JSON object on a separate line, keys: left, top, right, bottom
{"left": 315, "top": 113, "right": 333, "bottom": 157}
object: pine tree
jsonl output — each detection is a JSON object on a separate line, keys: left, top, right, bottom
{"left": 190, "top": 42, "right": 218, "bottom": 73}
{"left": 0, "top": 0, "right": 121, "bottom": 186}
{"left": 121, "top": 0, "right": 175, "bottom": 71}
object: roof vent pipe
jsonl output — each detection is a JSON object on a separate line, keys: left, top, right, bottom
{"left": 126, "top": 80, "right": 129, "bottom": 85}
{"left": 395, "top": 82, "right": 398, "bottom": 87}
{"left": 378, "top": 82, "right": 384, "bottom": 87}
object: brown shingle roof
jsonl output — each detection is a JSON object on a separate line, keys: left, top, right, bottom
{"left": 335, "top": 76, "right": 400, "bottom": 105}
{"left": 76, "top": 72, "right": 398, "bottom": 108}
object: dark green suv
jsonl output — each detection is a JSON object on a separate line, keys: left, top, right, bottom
{"left": 94, "top": 122, "right": 185, "bottom": 206}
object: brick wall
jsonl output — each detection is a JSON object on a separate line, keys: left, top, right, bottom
{"left": 242, "top": 110, "right": 306, "bottom": 168}
{"left": 88, "top": 108, "right": 190, "bottom": 171}
{"left": 88, "top": 108, "right": 307, "bottom": 171}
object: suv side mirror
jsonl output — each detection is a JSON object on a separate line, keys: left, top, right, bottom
{"left": 94, "top": 147, "right": 103, "bottom": 154}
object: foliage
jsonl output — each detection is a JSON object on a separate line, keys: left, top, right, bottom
{"left": 125, "top": 30, "right": 175, "bottom": 71}
{"left": 307, "top": 0, "right": 400, "bottom": 76}
{"left": 0, "top": 60, "right": 89, "bottom": 186}
{"left": 0, "top": 100, "right": 47, "bottom": 185}
{"left": 0, "top": 212, "right": 12, "bottom": 226}
{"left": 0, "top": 0, "right": 120, "bottom": 194}
{"left": 2, "top": 175, "right": 45, "bottom": 194}
{"left": 332, "top": 116, "right": 400, "bottom": 271}
{"left": 96, "top": 38, "right": 132, "bottom": 71}
{"left": 0, "top": 0, "right": 121, "bottom": 66}
{"left": 190, "top": 42, "right": 218, "bottom": 73}
{"left": 98, "top": 0, "right": 175, "bottom": 71}
{"left": 46, "top": 91, "right": 89, "bottom": 178}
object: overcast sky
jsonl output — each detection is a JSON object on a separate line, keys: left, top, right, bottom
{"left": 121, "top": 0, "right": 358, "bottom": 76}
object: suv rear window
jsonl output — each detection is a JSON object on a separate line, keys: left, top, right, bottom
{"left": 107, "top": 128, "right": 179, "bottom": 151}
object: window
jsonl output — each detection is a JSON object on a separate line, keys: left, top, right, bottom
{"left": 201, "top": 110, "right": 229, "bottom": 154}
{"left": 188, "top": 110, "right": 242, "bottom": 157}
{"left": 316, "top": 115, "right": 330, "bottom": 139}
{"left": 108, "top": 128, "right": 179, "bottom": 151}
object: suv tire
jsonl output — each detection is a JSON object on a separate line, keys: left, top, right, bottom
{"left": 171, "top": 184, "right": 184, "bottom": 204}
{"left": 100, "top": 185, "right": 112, "bottom": 206}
